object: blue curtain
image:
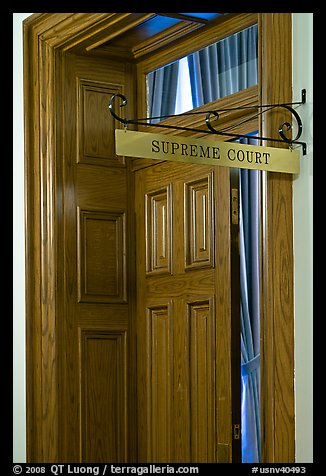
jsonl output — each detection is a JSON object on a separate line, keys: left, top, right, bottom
{"left": 147, "top": 61, "right": 180, "bottom": 122}
{"left": 239, "top": 148, "right": 261, "bottom": 463}
{"left": 187, "top": 24, "right": 258, "bottom": 106}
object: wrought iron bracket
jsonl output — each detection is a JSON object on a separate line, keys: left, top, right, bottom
{"left": 109, "top": 89, "right": 307, "bottom": 155}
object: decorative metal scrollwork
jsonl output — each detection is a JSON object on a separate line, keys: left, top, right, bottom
{"left": 108, "top": 93, "right": 128, "bottom": 126}
{"left": 109, "top": 90, "right": 307, "bottom": 155}
{"left": 277, "top": 105, "right": 303, "bottom": 145}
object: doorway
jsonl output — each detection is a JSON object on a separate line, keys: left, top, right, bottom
{"left": 23, "top": 13, "right": 295, "bottom": 463}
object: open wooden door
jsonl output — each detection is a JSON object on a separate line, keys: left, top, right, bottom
{"left": 57, "top": 51, "right": 135, "bottom": 462}
{"left": 134, "top": 160, "right": 233, "bottom": 462}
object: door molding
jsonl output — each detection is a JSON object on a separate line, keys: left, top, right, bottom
{"left": 259, "top": 13, "right": 295, "bottom": 462}
{"left": 23, "top": 13, "right": 295, "bottom": 462}
{"left": 23, "top": 13, "right": 125, "bottom": 462}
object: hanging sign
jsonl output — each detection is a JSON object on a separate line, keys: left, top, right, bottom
{"left": 115, "top": 129, "right": 300, "bottom": 174}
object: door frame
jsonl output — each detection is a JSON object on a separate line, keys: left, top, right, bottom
{"left": 23, "top": 13, "right": 294, "bottom": 462}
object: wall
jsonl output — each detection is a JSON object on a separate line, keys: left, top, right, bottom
{"left": 13, "top": 12, "right": 313, "bottom": 464}
{"left": 13, "top": 12, "right": 32, "bottom": 463}
{"left": 292, "top": 13, "right": 313, "bottom": 463}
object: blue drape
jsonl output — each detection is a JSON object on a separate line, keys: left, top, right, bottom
{"left": 239, "top": 158, "right": 261, "bottom": 463}
{"left": 147, "top": 61, "right": 180, "bottom": 122}
{"left": 187, "top": 24, "right": 258, "bottom": 107}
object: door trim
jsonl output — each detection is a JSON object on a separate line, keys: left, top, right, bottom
{"left": 23, "top": 13, "right": 295, "bottom": 462}
{"left": 259, "top": 13, "right": 295, "bottom": 462}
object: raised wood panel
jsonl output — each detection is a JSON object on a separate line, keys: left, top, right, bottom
{"left": 77, "top": 208, "right": 126, "bottom": 303}
{"left": 145, "top": 186, "right": 172, "bottom": 275}
{"left": 79, "top": 329, "right": 127, "bottom": 462}
{"left": 77, "top": 78, "right": 125, "bottom": 166}
{"left": 188, "top": 298, "right": 216, "bottom": 462}
{"left": 147, "top": 304, "right": 173, "bottom": 462}
{"left": 185, "top": 174, "right": 214, "bottom": 270}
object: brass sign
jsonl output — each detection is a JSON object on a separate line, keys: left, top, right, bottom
{"left": 115, "top": 129, "right": 300, "bottom": 174}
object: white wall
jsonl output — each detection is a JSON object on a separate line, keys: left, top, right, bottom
{"left": 292, "top": 13, "right": 313, "bottom": 463}
{"left": 13, "top": 12, "right": 32, "bottom": 463}
{"left": 13, "top": 12, "right": 313, "bottom": 464}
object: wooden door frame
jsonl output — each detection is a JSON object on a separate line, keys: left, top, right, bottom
{"left": 259, "top": 14, "right": 295, "bottom": 462}
{"left": 23, "top": 13, "right": 294, "bottom": 462}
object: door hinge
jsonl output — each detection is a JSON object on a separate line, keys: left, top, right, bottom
{"left": 233, "top": 423, "right": 241, "bottom": 440}
{"left": 231, "top": 188, "right": 239, "bottom": 225}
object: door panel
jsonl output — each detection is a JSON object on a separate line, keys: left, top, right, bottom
{"left": 80, "top": 329, "right": 127, "bottom": 461}
{"left": 148, "top": 302, "right": 174, "bottom": 461}
{"left": 60, "top": 52, "right": 134, "bottom": 462}
{"left": 145, "top": 186, "right": 172, "bottom": 275}
{"left": 185, "top": 174, "right": 214, "bottom": 269}
{"left": 135, "top": 161, "right": 232, "bottom": 463}
{"left": 188, "top": 297, "right": 216, "bottom": 461}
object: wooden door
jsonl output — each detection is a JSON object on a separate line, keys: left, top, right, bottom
{"left": 135, "top": 160, "right": 233, "bottom": 463}
{"left": 58, "top": 52, "right": 135, "bottom": 462}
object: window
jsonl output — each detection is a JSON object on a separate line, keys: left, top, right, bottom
{"left": 146, "top": 24, "right": 258, "bottom": 121}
